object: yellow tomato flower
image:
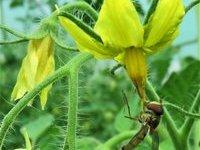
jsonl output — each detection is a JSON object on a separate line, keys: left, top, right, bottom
{"left": 59, "top": 0, "right": 185, "bottom": 99}
{"left": 11, "top": 36, "right": 55, "bottom": 109}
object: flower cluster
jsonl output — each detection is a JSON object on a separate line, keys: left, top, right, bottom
{"left": 59, "top": 0, "right": 185, "bottom": 100}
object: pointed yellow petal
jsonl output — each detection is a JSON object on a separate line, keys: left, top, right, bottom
{"left": 124, "top": 48, "right": 147, "bottom": 99}
{"left": 94, "top": 0, "right": 143, "bottom": 48}
{"left": 11, "top": 41, "right": 39, "bottom": 100}
{"left": 144, "top": 0, "right": 185, "bottom": 50}
{"left": 59, "top": 16, "right": 118, "bottom": 59}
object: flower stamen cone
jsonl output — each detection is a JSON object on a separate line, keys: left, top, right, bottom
{"left": 124, "top": 48, "right": 147, "bottom": 100}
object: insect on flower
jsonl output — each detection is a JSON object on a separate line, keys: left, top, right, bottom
{"left": 122, "top": 92, "right": 163, "bottom": 150}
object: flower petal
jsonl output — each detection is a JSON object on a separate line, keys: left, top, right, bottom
{"left": 94, "top": 0, "right": 144, "bottom": 48}
{"left": 144, "top": 0, "right": 185, "bottom": 50}
{"left": 59, "top": 16, "right": 119, "bottom": 59}
{"left": 11, "top": 36, "right": 55, "bottom": 109}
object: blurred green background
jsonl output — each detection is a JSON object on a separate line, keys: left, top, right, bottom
{"left": 0, "top": 0, "right": 199, "bottom": 150}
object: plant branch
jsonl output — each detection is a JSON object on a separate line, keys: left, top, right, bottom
{"left": 185, "top": 0, "right": 200, "bottom": 13}
{"left": 0, "top": 53, "right": 92, "bottom": 149}
{"left": 180, "top": 89, "right": 200, "bottom": 139}
{"left": 163, "top": 102, "right": 200, "bottom": 119}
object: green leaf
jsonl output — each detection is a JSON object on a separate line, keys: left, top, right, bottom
{"left": 149, "top": 48, "right": 174, "bottom": 88}
{"left": 22, "top": 114, "right": 54, "bottom": 142}
{"left": 37, "top": 126, "right": 63, "bottom": 150}
{"left": 160, "top": 139, "right": 175, "bottom": 150}
{"left": 77, "top": 137, "right": 101, "bottom": 150}
{"left": 160, "top": 60, "right": 200, "bottom": 127}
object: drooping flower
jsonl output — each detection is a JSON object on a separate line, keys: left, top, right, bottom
{"left": 59, "top": 0, "right": 185, "bottom": 100}
{"left": 11, "top": 36, "right": 55, "bottom": 109}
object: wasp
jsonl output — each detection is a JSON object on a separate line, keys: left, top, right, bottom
{"left": 121, "top": 92, "right": 164, "bottom": 150}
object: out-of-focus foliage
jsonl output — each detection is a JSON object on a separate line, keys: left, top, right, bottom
{"left": 0, "top": 0, "right": 199, "bottom": 150}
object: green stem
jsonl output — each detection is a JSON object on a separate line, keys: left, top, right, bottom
{"left": 180, "top": 89, "right": 200, "bottom": 140}
{"left": 63, "top": 69, "right": 78, "bottom": 150}
{"left": 143, "top": 0, "right": 159, "bottom": 25}
{"left": 146, "top": 80, "right": 183, "bottom": 149}
{"left": 185, "top": 0, "right": 200, "bottom": 13}
{"left": 63, "top": 53, "right": 93, "bottom": 150}
{"left": 0, "top": 53, "right": 92, "bottom": 149}
{"left": 163, "top": 102, "right": 200, "bottom": 119}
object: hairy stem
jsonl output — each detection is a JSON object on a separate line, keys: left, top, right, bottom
{"left": 63, "top": 69, "right": 78, "bottom": 150}
{"left": 0, "top": 53, "right": 92, "bottom": 149}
